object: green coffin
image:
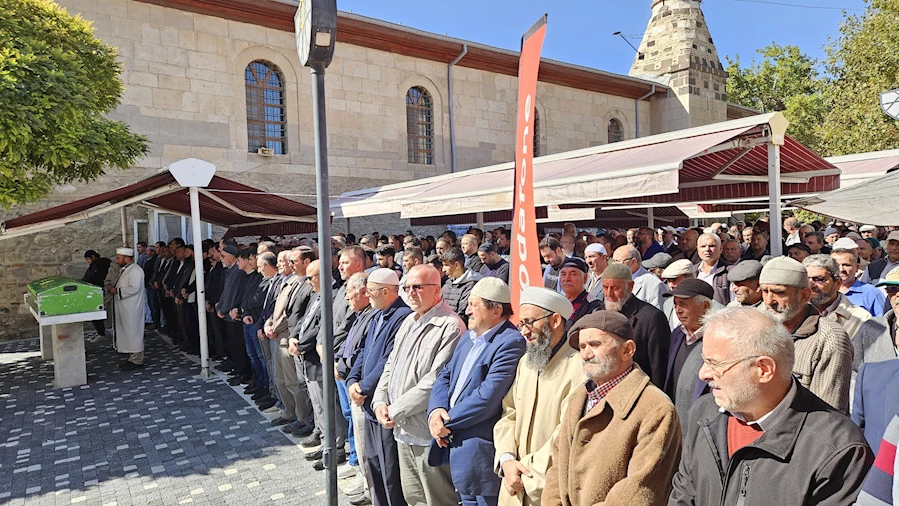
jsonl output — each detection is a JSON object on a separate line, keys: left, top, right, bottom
{"left": 27, "top": 276, "right": 104, "bottom": 316}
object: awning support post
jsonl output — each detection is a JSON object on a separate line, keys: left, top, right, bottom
{"left": 768, "top": 142, "right": 783, "bottom": 257}
{"left": 120, "top": 207, "right": 128, "bottom": 247}
{"left": 476, "top": 212, "right": 485, "bottom": 230}
{"left": 189, "top": 186, "right": 211, "bottom": 377}
{"left": 647, "top": 207, "right": 655, "bottom": 229}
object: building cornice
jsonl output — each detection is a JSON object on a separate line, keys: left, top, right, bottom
{"left": 135, "top": 0, "right": 667, "bottom": 100}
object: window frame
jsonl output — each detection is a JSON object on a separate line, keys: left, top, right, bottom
{"left": 406, "top": 86, "right": 434, "bottom": 165}
{"left": 608, "top": 117, "right": 625, "bottom": 144}
{"left": 245, "top": 60, "right": 287, "bottom": 155}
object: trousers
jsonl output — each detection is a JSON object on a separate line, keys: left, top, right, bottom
{"left": 364, "top": 418, "right": 407, "bottom": 506}
{"left": 396, "top": 442, "right": 457, "bottom": 506}
{"left": 337, "top": 380, "right": 357, "bottom": 465}
{"left": 243, "top": 322, "right": 268, "bottom": 388}
{"left": 225, "top": 320, "right": 250, "bottom": 378}
{"left": 351, "top": 402, "right": 371, "bottom": 495}
{"left": 273, "top": 345, "right": 312, "bottom": 423}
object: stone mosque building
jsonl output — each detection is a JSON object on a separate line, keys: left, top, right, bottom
{"left": 0, "top": 0, "right": 752, "bottom": 337}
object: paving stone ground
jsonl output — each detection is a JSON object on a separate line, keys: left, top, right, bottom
{"left": 0, "top": 330, "right": 354, "bottom": 506}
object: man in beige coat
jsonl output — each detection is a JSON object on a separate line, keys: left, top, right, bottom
{"left": 493, "top": 287, "right": 584, "bottom": 506}
{"left": 372, "top": 264, "right": 465, "bottom": 506}
{"left": 542, "top": 311, "right": 682, "bottom": 506}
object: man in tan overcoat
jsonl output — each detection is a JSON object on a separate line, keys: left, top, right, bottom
{"left": 542, "top": 311, "right": 682, "bottom": 506}
{"left": 493, "top": 287, "right": 584, "bottom": 506}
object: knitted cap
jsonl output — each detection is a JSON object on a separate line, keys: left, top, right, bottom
{"left": 602, "top": 263, "right": 633, "bottom": 281}
{"left": 759, "top": 256, "right": 809, "bottom": 288}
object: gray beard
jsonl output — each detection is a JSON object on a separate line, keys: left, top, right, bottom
{"left": 605, "top": 294, "right": 630, "bottom": 313}
{"left": 525, "top": 326, "right": 554, "bottom": 372}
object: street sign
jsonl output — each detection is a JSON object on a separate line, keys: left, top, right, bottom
{"left": 881, "top": 89, "right": 899, "bottom": 120}
{"left": 294, "top": 0, "right": 337, "bottom": 69}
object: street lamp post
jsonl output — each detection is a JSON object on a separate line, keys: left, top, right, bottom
{"left": 295, "top": 1, "right": 338, "bottom": 504}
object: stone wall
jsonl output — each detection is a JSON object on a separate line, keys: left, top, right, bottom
{"left": 0, "top": 0, "right": 652, "bottom": 339}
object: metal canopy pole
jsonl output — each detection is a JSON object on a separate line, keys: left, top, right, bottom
{"left": 647, "top": 207, "right": 655, "bottom": 229}
{"left": 189, "top": 187, "right": 211, "bottom": 377}
{"left": 120, "top": 208, "right": 128, "bottom": 247}
{"left": 311, "top": 62, "right": 338, "bottom": 503}
{"left": 768, "top": 143, "right": 783, "bottom": 257}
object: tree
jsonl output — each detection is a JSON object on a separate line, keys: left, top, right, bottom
{"left": 818, "top": 0, "right": 899, "bottom": 156}
{"left": 0, "top": 0, "right": 148, "bottom": 208}
{"left": 726, "top": 44, "right": 825, "bottom": 151}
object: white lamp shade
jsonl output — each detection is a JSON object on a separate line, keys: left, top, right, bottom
{"left": 168, "top": 158, "right": 216, "bottom": 187}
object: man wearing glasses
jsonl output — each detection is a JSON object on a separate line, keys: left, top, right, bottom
{"left": 759, "top": 257, "right": 852, "bottom": 413}
{"left": 493, "top": 287, "right": 583, "bottom": 506}
{"left": 372, "top": 265, "right": 465, "bottom": 506}
{"left": 427, "top": 278, "right": 526, "bottom": 506}
{"left": 803, "top": 255, "right": 871, "bottom": 340}
{"left": 347, "top": 268, "right": 412, "bottom": 506}
{"left": 669, "top": 307, "right": 872, "bottom": 506}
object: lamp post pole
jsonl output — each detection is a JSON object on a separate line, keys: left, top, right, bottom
{"left": 295, "top": 1, "right": 338, "bottom": 503}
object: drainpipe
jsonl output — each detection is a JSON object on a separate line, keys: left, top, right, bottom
{"left": 448, "top": 44, "right": 468, "bottom": 173}
{"left": 634, "top": 84, "right": 656, "bottom": 138}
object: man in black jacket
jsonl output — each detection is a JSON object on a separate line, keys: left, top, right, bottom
{"left": 216, "top": 244, "right": 250, "bottom": 385}
{"left": 83, "top": 249, "right": 112, "bottom": 338}
{"left": 237, "top": 248, "right": 268, "bottom": 403}
{"left": 290, "top": 259, "right": 328, "bottom": 451}
{"left": 669, "top": 306, "right": 873, "bottom": 506}
{"left": 204, "top": 241, "right": 226, "bottom": 360}
{"left": 602, "top": 263, "right": 671, "bottom": 389}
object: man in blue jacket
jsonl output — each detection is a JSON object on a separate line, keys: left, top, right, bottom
{"left": 427, "top": 277, "right": 526, "bottom": 506}
{"left": 346, "top": 268, "right": 412, "bottom": 506}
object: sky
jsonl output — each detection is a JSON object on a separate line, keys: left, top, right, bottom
{"left": 337, "top": 0, "right": 868, "bottom": 75}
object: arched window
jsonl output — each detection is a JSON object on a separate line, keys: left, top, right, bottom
{"left": 533, "top": 108, "right": 541, "bottom": 157}
{"left": 245, "top": 61, "right": 286, "bottom": 155}
{"left": 608, "top": 118, "right": 624, "bottom": 144}
{"left": 406, "top": 87, "right": 434, "bottom": 164}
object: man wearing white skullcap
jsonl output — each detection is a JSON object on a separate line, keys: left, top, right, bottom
{"left": 584, "top": 243, "right": 608, "bottom": 302}
{"left": 494, "top": 287, "right": 584, "bottom": 505}
{"left": 109, "top": 247, "right": 147, "bottom": 370}
{"left": 428, "top": 277, "right": 526, "bottom": 506}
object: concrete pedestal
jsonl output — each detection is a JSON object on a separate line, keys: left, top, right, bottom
{"left": 29, "top": 306, "right": 107, "bottom": 389}
{"left": 39, "top": 324, "right": 54, "bottom": 360}
{"left": 52, "top": 322, "right": 86, "bottom": 388}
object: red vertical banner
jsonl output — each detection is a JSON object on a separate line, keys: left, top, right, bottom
{"left": 510, "top": 15, "right": 547, "bottom": 323}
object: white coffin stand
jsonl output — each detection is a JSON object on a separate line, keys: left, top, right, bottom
{"left": 30, "top": 305, "right": 107, "bottom": 388}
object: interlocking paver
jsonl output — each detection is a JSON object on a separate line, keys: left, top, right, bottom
{"left": 0, "top": 331, "right": 353, "bottom": 505}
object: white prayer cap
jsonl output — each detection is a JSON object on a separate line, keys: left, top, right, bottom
{"left": 520, "top": 286, "right": 573, "bottom": 320}
{"left": 368, "top": 268, "right": 400, "bottom": 286}
{"left": 832, "top": 237, "right": 859, "bottom": 250}
{"left": 859, "top": 225, "right": 876, "bottom": 232}
{"left": 116, "top": 247, "right": 135, "bottom": 257}
{"left": 471, "top": 277, "right": 511, "bottom": 304}
{"left": 585, "top": 243, "right": 607, "bottom": 255}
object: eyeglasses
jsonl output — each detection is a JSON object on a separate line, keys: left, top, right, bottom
{"left": 885, "top": 286, "right": 899, "bottom": 294}
{"left": 401, "top": 283, "right": 438, "bottom": 293}
{"left": 366, "top": 286, "right": 386, "bottom": 296}
{"left": 808, "top": 275, "right": 832, "bottom": 285}
{"left": 515, "top": 313, "right": 553, "bottom": 331}
{"left": 701, "top": 355, "right": 760, "bottom": 377}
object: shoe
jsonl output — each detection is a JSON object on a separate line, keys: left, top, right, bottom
{"left": 120, "top": 361, "right": 144, "bottom": 371}
{"left": 243, "top": 382, "right": 259, "bottom": 394}
{"left": 145, "top": 324, "right": 158, "bottom": 330}
{"left": 88, "top": 333, "right": 106, "bottom": 343}
{"left": 251, "top": 390, "right": 267, "bottom": 401}
{"left": 300, "top": 433, "right": 321, "bottom": 448}
{"left": 256, "top": 397, "right": 276, "bottom": 411}
{"left": 342, "top": 474, "right": 364, "bottom": 496}
{"left": 239, "top": 376, "right": 251, "bottom": 385}
{"left": 262, "top": 405, "right": 280, "bottom": 414}
{"left": 270, "top": 416, "right": 292, "bottom": 427}
{"left": 348, "top": 493, "right": 371, "bottom": 506}
{"left": 312, "top": 449, "right": 347, "bottom": 470}
{"left": 305, "top": 448, "right": 323, "bottom": 461}
{"left": 227, "top": 376, "right": 243, "bottom": 386}
{"left": 337, "top": 463, "right": 357, "bottom": 480}
{"left": 291, "top": 423, "right": 314, "bottom": 438}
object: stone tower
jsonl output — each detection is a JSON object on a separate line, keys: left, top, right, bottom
{"left": 629, "top": 0, "right": 727, "bottom": 132}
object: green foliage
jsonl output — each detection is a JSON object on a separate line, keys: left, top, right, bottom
{"left": 0, "top": 0, "right": 148, "bottom": 207}
{"left": 818, "top": 0, "right": 899, "bottom": 156}
{"left": 725, "top": 44, "right": 825, "bottom": 151}
{"left": 791, "top": 209, "right": 828, "bottom": 225}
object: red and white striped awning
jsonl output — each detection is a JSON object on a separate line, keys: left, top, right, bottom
{"left": 826, "top": 148, "right": 899, "bottom": 186}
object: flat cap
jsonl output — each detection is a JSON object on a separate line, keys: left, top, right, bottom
{"left": 759, "top": 256, "right": 809, "bottom": 288}
{"left": 567, "top": 310, "right": 635, "bottom": 350}
{"left": 642, "top": 252, "right": 673, "bottom": 270}
{"left": 876, "top": 266, "right": 899, "bottom": 287}
{"left": 824, "top": 227, "right": 839, "bottom": 236}
{"left": 867, "top": 238, "right": 882, "bottom": 250}
{"left": 560, "top": 257, "right": 588, "bottom": 273}
{"left": 471, "top": 277, "right": 511, "bottom": 304}
{"left": 520, "top": 286, "right": 573, "bottom": 320}
{"left": 222, "top": 245, "right": 239, "bottom": 256}
{"left": 787, "top": 243, "right": 811, "bottom": 254}
{"left": 859, "top": 225, "right": 877, "bottom": 232}
{"left": 662, "top": 278, "right": 714, "bottom": 299}
{"left": 369, "top": 268, "right": 400, "bottom": 286}
{"left": 602, "top": 263, "right": 633, "bottom": 281}
{"left": 888, "top": 231, "right": 899, "bottom": 243}
{"left": 728, "top": 260, "right": 763, "bottom": 282}
{"left": 661, "top": 259, "right": 695, "bottom": 279}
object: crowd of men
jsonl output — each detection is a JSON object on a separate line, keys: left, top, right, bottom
{"left": 80, "top": 218, "right": 899, "bottom": 505}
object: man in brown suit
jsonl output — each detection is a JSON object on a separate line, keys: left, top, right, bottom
{"left": 542, "top": 311, "right": 682, "bottom": 506}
